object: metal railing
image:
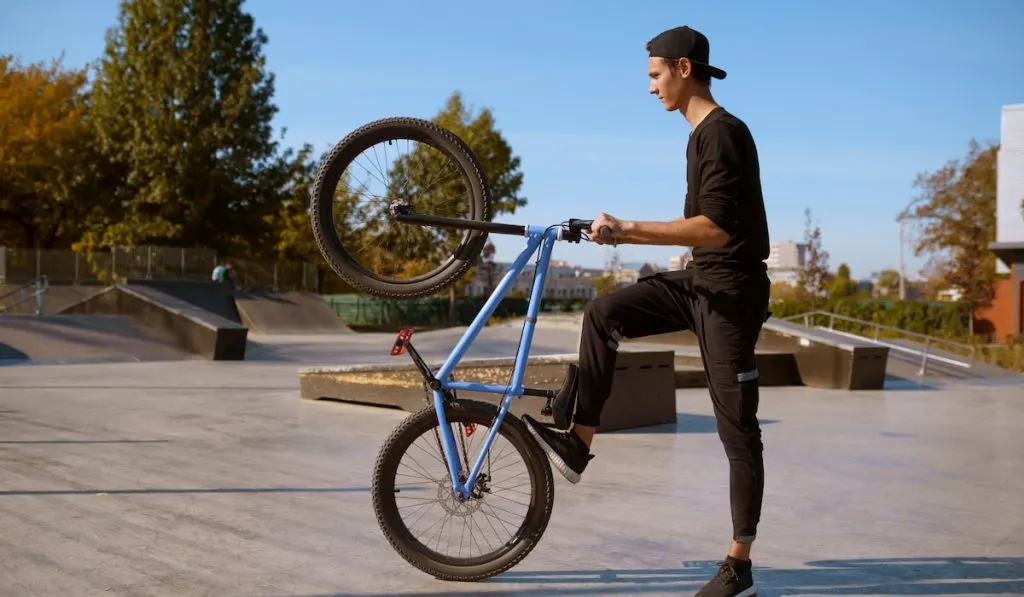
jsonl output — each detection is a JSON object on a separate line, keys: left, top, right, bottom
{"left": 0, "top": 275, "right": 49, "bottom": 316}
{"left": 783, "top": 310, "right": 978, "bottom": 375}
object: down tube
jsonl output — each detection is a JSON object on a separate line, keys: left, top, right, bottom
{"left": 436, "top": 231, "right": 543, "bottom": 382}
{"left": 464, "top": 229, "right": 558, "bottom": 490}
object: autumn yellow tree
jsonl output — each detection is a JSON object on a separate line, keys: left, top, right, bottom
{"left": 901, "top": 139, "right": 998, "bottom": 333}
{"left": 0, "top": 55, "right": 108, "bottom": 249}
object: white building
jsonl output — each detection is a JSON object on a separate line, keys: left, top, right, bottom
{"left": 464, "top": 259, "right": 602, "bottom": 300}
{"left": 766, "top": 241, "right": 805, "bottom": 269}
{"left": 988, "top": 103, "right": 1024, "bottom": 339}
{"left": 765, "top": 240, "right": 805, "bottom": 286}
{"left": 994, "top": 103, "right": 1024, "bottom": 274}
{"left": 668, "top": 251, "right": 693, "bottom": 271}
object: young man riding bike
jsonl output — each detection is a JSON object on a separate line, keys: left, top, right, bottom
{"left": 523, "top": 25, "right": 771, "bottom": 597}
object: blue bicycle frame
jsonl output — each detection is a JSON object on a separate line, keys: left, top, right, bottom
{"left": 390, "top": 207, "right": 606, "bottom": 499}
{"left": 389, "top": 209, "right": 600, "bottom": 500}
{"left": 431, "top": 224, "right": 560, "bottom": 499}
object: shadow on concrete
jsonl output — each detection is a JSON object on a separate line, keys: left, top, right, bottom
{"left": 0, "top": 486, "right": 372, "bottom": 497}
{"left": 0, "top": 342, "right": 29, "bottom": 360}
{"left": 0, "top": 384, "right": 296, "bottom": 391}
{"left": 611, "top": 413, "right": 780, "bottom": 435}
{"left": 880, "top": 374, "right": 942, "bottom": 391}
{"left": 0, "top": 439, "right": 170, "bottom": 444}
{"left": 305, "top": 556, "right": 1024, "bottom": 596}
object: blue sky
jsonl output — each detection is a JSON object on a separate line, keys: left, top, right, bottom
{"left": 4, "top": 0, "right": 1023, "bottom": 280}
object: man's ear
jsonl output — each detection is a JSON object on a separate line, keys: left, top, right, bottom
{"left": 676, "top": 57, "right": 692, "bottom": 78}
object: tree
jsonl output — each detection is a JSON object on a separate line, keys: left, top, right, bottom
{"left": 828, "top": 262, "right": 857, "bottom": 298}
{"left": 871, "top": 268, "right": 902, "bottom": 298}
{"left": 375, "top": 91, "right": 526, "bottom": 279}
{"left": 81, "top": 0, "right": 288, "bottom": 255}
{"left": 0, "top": 55, "right": 108, "bottom": 249}
{"left": 901, "top": 139, "right": 998, "bottom": 334}
{"left": 769, "top": 280, "right": 801, "bottom": 302}
{"left": 324, "top": 91, "right": 526, "bottom": 318}
{"left": 591, "top": 273, "right": 618, "bottom": 297}
{"left": 796, "top": 208, "right": 830, "bottom": 306}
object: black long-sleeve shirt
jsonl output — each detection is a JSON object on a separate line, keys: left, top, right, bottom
{"left": 684, "top": 106, "right": 770, "bottom": 290}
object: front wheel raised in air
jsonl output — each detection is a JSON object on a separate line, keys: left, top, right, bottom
{"left": 371, "top": 399, "right": 555, "bottom": 581}
{"left": 309, "top": 117, "right": 492, "bottom": 299}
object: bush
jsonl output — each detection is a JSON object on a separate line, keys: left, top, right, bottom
{"left": 770, "top": 297, "right": 972, "bottom": 340}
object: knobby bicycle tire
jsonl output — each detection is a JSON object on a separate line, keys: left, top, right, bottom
{"left": 309, "top": 117, "right": 492, "bottom": 299}
{"left": 371, "top": 399, "right": 555, "bottom": 581}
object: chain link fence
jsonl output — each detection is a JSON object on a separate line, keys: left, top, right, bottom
{"left": 0, "top": 246, "right": 319, "bottom": 293}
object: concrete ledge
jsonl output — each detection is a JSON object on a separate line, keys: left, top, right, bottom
{"left": 761, "top": 319, "right": 890, "bottom": 390}
{"left": 61, "top": 285, "right": 248, "bottom": 360}
{"left": 300, "top": 350, "right": 678, "bottom": 432}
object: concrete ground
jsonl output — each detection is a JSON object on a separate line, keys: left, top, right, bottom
{"left": 1, "top": 327, "right": 1023, "bottom": 596}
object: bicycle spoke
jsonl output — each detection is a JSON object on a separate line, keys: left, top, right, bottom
{"left": 386, "top": 413, "right": 539, "bottom": 563}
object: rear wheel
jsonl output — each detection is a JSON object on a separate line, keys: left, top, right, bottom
{"left": 371, "top": 399, "right": 555, "bottom": 581}
{"left": 309, "top": 117, "right": 492, "bottom": 299}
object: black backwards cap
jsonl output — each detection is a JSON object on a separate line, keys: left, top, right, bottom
{"left": 646, "top": 26, "right": 727, "bottom": 80}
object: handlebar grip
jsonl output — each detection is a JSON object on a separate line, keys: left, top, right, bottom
{"left": 568, "top": 219, "right": 614, "bottom": 240}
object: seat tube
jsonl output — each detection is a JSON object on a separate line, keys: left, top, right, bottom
{"left": 509, "top": 229, "right": 557, "bottom": 392}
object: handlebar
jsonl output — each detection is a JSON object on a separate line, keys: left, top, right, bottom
{"left": 391, "top": 205, "right": 614, "bottom": 243}
{"left": 567, "top": 219, "right": 613, "bottom": 241}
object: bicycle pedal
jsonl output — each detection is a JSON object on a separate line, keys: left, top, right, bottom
{"left": 390, "top": 327, "right": 414, "bottom": 356}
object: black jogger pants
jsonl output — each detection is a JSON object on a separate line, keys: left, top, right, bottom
{"left": 573, "top": 267, "right": 770, "bottom": 544}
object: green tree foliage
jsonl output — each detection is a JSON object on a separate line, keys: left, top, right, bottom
{"left": 292, "top": 91, "right": 526, "bottom": 298}
{"left": 871, "top": 268, "right": 902, "bottom": 297}
{"left": 381, "top": 91, "right": 526, "bottom": 277}
{"left": 261, "top": 143, "right": 320, "bottom": 262}
{"left": 82, "top": 0, "right": 287, "bottom": 255}
{"left": 0, "top": 55, "right": 108, "bottom": 249}
{"left": 591, "top": 273, "right": 618, "bottom": 297}
{"left": 828, "top": 262, "right": 858, "bottom": 298}
{"left": 901, "top": 139, "right": 998, "bottom": 322}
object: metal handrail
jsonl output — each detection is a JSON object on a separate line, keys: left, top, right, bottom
{"left": 0, "top": 276, "right": 49, "bottom": 316}
{"left": 782, "top": 310, "right": 977, "bottom": 375}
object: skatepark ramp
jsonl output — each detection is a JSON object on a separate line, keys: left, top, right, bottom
{"left": 780, "top": 311, "right": 1018, "bottom": 381}
{"left": 0, "top": 313, "right": 194, "bottom": 365}
{"left": 233, "top": 291, "right": 353, "bottom": 334}
{"left": 60, "top": 284, "right": 247, "bottom": 360}
{"left": 123, "top": 278, "right": 242, "bottom": 323}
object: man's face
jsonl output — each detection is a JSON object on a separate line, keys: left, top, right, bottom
{"left": 648, "top": 57, "right": 687, "bottom": 111}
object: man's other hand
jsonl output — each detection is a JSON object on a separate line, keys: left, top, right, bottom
{"left": 590, "top": 212, "right": 624, "bottom": 244}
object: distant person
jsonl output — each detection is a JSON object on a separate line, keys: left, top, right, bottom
{"left": 212, "top": 262, "right": 227, "bottom": 282}
{"left": 522, "top": 26, "right": 770, "bottom": 597}
{"left": 223, "top": 263, "right": 237, "bottom": 291}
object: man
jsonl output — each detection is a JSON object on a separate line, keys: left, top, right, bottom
{"left": 522, "top": 25, "right": 770, "bottom": 597}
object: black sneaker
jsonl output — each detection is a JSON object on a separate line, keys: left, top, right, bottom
{"left": 546, "top": 363, "right": 578, "bottom": 429}
{"left": 694, "top": 557, "right": 757, "bottom": 597}
{"left": 522, "top": 414, "right": 593, "bottom": 484}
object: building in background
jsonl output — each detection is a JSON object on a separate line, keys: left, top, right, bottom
{"left": 984, "top": 103, "right": 1024, "bottom": 341}
{"left": 765, "top": 240, "right": 806, "bottom": 286}
{"left": 668, "top": 250, "right": 693, "bottom": 271}
{"left": 463, "top": 259, "right": 603, "bottom": 300}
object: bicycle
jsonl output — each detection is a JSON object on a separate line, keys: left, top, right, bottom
{"left": 308, "top": 116, "right": 611, "bottom": 581}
